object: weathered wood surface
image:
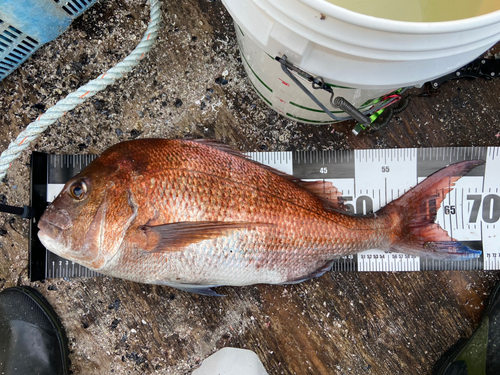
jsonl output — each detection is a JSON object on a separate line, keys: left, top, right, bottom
{"left": 0, "top": 1, "right": 499, "bottom": 374}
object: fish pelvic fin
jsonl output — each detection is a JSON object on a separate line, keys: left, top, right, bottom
{"left": 378, "top": 160, "right": 484, "bottom": 260}
{"left": 155, "top": 281, "right": 225, "bottom": 296}
{"left": 134, "top": 221, "right": 273, "bottom": 253}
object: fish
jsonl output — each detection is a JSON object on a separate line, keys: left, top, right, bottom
{"left": 37, "top": 139, "right": 483, "bottom": 296}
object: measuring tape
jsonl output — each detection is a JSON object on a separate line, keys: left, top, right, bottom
{"left": 29, "top": 147, "right": 499, "bottom": 281}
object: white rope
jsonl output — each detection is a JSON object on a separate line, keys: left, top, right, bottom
{"left": 0, "top": 0, "right": 162, "bottom": 180}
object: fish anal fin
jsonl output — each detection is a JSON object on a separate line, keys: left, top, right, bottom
{"left": 139, "top": 221, "right": 271, "bottom": 253}
{"left": 281, "top": 260, "right": 335, "bottom": 285}
{"left": 298, "top": 181, "right": 347, "bottom": 211}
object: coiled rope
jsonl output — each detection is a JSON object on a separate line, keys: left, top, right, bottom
{"left": 0, "top": 0, "right": 162, "bottom": 180}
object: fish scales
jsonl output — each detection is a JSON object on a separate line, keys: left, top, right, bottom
{"left": 118, "top": 171, "right": 383, "bottom": 284}
{"left": 37, "top": 139, "right": 484, "bottom": 295}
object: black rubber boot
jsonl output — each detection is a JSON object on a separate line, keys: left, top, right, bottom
{"left": 0, "top": 286, "right": 70, "bottom": 375}
{"left": 433, "top": 281, "right": 500, "bottom": 375}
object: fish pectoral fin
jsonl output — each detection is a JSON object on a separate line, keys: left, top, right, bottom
{"left": 139, "top": 221, "right": 272, "bottom": 253}
{"left": 155, "top": 280, "right": 225, "bottom": 297}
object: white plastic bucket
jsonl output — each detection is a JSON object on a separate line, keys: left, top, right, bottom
{"left": 221, "top": 0, "right": 500, "bottom": 124}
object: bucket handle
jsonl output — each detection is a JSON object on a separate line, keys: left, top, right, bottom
{"left": 276, "top": 55, "right": 371, "bottom": 126}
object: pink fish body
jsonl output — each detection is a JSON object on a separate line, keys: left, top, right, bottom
{"left": 38, "top": 139, "right": 482, "bottom": 295}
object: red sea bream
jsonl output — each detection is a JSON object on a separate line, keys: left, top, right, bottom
{"left": 37, "top": 139, "right": 482, "bottom": 295}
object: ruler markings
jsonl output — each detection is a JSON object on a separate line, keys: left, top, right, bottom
{"left": 354, "top": 149, "right": 419, "bottom": 271}
{"left": 461, "top": 188, "right": 465, "bottom": 230}
{"left": 36, "top": 147, "right": 499, "bottom": 279}
{"left": 385, "top": 178, "right": 388, "bottom": 207}
{"left": 482, "top": 148, "right": 500, "bottom": 270}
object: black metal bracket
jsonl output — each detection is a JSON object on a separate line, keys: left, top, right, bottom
{"left": 428, "top": 57, "right": 500, "bottom": 89}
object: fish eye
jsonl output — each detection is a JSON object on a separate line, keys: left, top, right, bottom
{"left": 69, "top": 181, "right": 87, "bottom": 200}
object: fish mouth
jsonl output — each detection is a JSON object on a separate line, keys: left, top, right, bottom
{"left": 38, "top": 219, "right": 64, "bottom": 240}
{"left": 37, "top": 208, "right": 73, "bottom": 241}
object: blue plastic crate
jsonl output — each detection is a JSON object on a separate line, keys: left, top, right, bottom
{"left": 0, "top": 0, "right": 98, "bottom": 81}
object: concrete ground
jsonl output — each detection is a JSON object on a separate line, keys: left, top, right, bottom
{"left": 1, "top": 0, "right": 500, "bottom": 374}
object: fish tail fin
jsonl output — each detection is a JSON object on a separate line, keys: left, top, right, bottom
{"left": 378, "top": 160, "right": 484, "bottom": 260}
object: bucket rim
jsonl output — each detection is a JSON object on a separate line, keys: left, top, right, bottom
{"left": 299, "top": 0, "right": 500, "bottom": 33}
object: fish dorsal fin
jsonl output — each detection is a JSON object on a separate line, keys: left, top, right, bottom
{"left": 191, "top": 139, "right": 347, "bottom": 210}
{"left": 190, "top": 139, "right": 303, "bottom": 183}
{"left": 131, "top": 221, "right": 272, "bottom": 253}
{"left": 190, "top": 139, "right": 251, "bottom": 160}
{"left": 297, "top": 180, "right": 347, "bottom": 211}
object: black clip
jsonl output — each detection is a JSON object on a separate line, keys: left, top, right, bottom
{"left": 0, "top": 204, "right": 35, "bottom": 219}
{"left": 275, "top": 55, "right": 371, "bottom": 125}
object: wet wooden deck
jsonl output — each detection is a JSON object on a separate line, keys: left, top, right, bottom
{"left": 0, "top": 1, "right": 499, "bottom": 374}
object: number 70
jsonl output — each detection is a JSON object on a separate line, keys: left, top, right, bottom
{"left": 467, "top": 194, "right": 500, "bottom": 223}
